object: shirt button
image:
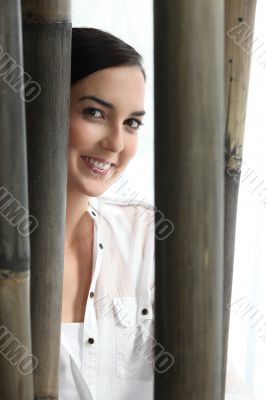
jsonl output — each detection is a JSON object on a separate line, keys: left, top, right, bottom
{"left": 89, "top": 292, "right": 94, "bottom": 298}
{"left": 88, "top": 337, "right": 94, "bottom": 344}
{"left": 142, "top": 308, "right": 148, "bottom": 315}
{"left": 92, "top": 211, "right": 96, "bottom": 216}
{"left": 99, "top": 243, "right": 104, "bottom": 249}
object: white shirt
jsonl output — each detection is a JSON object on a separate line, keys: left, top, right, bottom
{"left": 59, "top": 196, "right": 257, "bottom": 400}
{"left": 59, "top": 196, "right": 155, "bottom": 400}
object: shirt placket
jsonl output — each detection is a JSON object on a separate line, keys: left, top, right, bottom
{"left": 82, "top": 204, "right": 103, "bottom": 399}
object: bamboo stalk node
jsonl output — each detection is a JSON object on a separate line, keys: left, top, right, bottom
{"left": 34, "top": 397, "right": 58, "bottom": 400}
{"left": 0, "top": 270, "right": 29, "bottom": 281}
{"left": 34, "top": 396, "right": 58, "bottom": 400}
{"left": 22, "top": 1, "right": 71, "bottom": 23}
{"left": 23, "top": 12, "right": 71, "bottom": 24}
{"left": 225, "top": 137, "right": 243, "bottom": 175}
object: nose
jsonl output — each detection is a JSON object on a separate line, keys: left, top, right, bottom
{"left": 100, "top": 123, "right": 124, "bottom": 153}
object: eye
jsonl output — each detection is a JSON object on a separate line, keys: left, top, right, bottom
{"left": 125, "top": 118, "right": 143, "bottom": 130}
{"left": 82, "top": 107, "right": 104, "bottom": 119}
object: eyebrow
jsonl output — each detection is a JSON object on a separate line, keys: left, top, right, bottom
{"left": 78, "top": 95, "right": 146, "bottom": 117}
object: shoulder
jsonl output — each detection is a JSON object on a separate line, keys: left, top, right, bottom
{"left": 101, "top": 195, "right": 153, "bottom": 211}
{"left": 91, "top": 195, "right": 154, "bottom": 221}
{"left": 89, "top": 196, "right": 155, "bottom": 239}
{"left": 89, "top": 195, "right": 174, "bottom": 241}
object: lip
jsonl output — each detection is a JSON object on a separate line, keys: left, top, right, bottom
{"left": 81, "top": 155, "right": 115, "bottom": 166}
{"left": 80, "top": 155, "right": 115, "bottom": 176}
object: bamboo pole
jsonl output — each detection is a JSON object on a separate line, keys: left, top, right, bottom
{"left": 0, "top": 1, "right": 34, "bottom": 398}
{"left": 21, "top": 1, "right": 71, "bottom": 398}
{"left": 223, "top": 0, "right": 257, "bottom": 395}
{"left": 154, "top": 1, "right": 224, "bottom": 399}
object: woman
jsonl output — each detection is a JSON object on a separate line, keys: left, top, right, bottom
{"left": 59, "top": 28, "right": 155, "bottom": 400}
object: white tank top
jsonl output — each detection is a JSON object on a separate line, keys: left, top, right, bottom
{"left": 61, "top": 323, "right": 84, "bottom": 370}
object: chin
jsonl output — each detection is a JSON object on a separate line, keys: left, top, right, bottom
{"left": 82, "top": 181, "right": 112, "bottom": 198}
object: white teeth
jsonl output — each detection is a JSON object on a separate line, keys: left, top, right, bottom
{"left": 83, "top": 156, "right": 112, "bottom": 170}
{"left": 103, "top": 163, "right": 110, "bottom": 170}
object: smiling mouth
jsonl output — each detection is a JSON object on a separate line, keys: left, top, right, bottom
{"left": 81, "top": 155, "right": 115, "bottom": 169}
{"left": 80, "top": 155, "right": 115, "bottom": 176}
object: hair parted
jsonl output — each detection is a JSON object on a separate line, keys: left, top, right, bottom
{"left": 71, "top": 27, "right": 146, "bottom": 85}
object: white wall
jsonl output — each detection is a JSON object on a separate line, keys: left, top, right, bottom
{"left": 228, "top": 1, "right": 266, "bottom": 398}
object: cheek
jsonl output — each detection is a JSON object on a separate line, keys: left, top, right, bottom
{"left": 69, "top": 117, "right": 80, "bottom": 146}
{"left": 123, "top": 135, "right": 138, "bottom": 162}
{"left": 68, "top": 117, "right": 89, "bottom": 148}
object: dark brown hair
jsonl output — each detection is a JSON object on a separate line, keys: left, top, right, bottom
{"left": 71, "top": 27, "right": 146, "bottom": 85}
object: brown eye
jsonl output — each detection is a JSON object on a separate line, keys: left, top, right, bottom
{"left": 83, "top": 107, "right": 103, "bottom": 118}
{"left": 126, "top": 118, "right": 142, "bottom": 130}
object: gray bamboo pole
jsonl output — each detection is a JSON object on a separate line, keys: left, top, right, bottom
{"left": 0, "top": 1, "right": 34, "bottom": 399}
{"left": 223, "top": 0, "right": 257, "bottom": 395}
{"left": 21, "top": 1, "right": 71, "bottom": 398}
{"left": 154, "top": 1, "right": 224, "bottom": 399}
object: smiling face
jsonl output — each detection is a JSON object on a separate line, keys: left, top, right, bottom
{"left": 68, "top": 65, "right": 145, "bottom": 197}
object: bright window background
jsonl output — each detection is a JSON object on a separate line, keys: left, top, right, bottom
{"left": 72, "top": 0, "right": 154, "bottom": 204}
{"left": 228, "top": 1, "right": 266, "bottom": 399}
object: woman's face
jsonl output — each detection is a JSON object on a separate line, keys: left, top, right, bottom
{"left": 68, "top": 65, "right": 145, "bottom": 197}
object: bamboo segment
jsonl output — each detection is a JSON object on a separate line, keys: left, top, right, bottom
{"left": 154, "top": 1, "right": 224, "bottom": 399}
{"left": 0, "top": 0, "right": 34, "bottom": 398}
{"left": 21, "top": 1, "right": 71, "bottom": 398}
{"left": 223, "top": 0, "right": 257, "bottom": 395}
